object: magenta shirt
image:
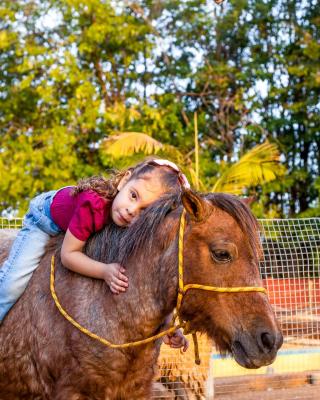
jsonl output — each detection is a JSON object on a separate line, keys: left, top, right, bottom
{"left": 50, "top": 187, "right": 111, "bottom": 241}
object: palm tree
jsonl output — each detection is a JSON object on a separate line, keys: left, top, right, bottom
{"left": 211, "top": 141, "right": 285, "bottom": 195}
{"left": 102, "top": 131, "right": 285, "bottom": 194}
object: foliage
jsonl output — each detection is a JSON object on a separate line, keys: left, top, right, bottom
{"left": 102, "top": 132, "right": 164, "bottom": 158}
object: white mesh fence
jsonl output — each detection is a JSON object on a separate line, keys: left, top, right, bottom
{"left": 152, "top": 218, "right": 320, "bottom": 399}
{"left": 260, "top": 218, "right": 320, "bottom": 346}
{"left": 1, "top": 217, "right": 319, "bottom": 398}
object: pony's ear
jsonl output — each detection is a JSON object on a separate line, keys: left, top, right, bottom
{"left": 182, "top": 190, "right": 210, "bottom": 222}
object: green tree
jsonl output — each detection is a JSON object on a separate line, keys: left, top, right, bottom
{"left": 1, "top": 0, "right": 318, "bottom": 219}
{"left": 0, "top": 0, "right": 156, "bottom": 213}
{"left": 246, "top": 0, "right": 320, "bottom": 216}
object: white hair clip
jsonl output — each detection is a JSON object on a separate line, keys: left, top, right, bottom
{"left": 150, "top": 159, "right": 191, "bottom": 190}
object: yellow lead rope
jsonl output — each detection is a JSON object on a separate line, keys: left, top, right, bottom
{"left": 183, "top": 284, "right": 267, "bottom": 293}
{"left": 50, "top": 208, "right": 267, "bottom": 354}
{"left": 50, "top": 256, "right": 183, "bottom": 348}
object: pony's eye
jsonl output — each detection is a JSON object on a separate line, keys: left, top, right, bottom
{"left": 131, "top": 191, "right": 137, "bottom": 199}
{"left": 211, "top": 249, "right": 232, "bottom": 263}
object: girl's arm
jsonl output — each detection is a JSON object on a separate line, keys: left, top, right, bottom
{"left": 61, "top": 229, "right": 128, "bottom": 294}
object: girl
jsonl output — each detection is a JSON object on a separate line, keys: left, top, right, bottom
{"left": 0, "top": 158, "right": 189, "bottom": 350}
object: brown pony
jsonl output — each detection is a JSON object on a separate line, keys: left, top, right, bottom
{"left": 0, "top": 190, "right": 282, "bottom": 399}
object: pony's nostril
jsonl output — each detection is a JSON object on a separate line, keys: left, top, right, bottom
{"left": 260, "top": 332, "right": 275, "bottom": 352}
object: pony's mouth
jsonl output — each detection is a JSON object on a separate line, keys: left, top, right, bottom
{"left": 230, "top": 333, "right": 279, "bottom": 369}
{"left": 231, "top": 341, "right": 259, "bottom": 369}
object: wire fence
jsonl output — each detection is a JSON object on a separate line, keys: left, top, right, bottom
{"left": 1, "top": 217, "right": 320, "bottom": 398}
{"left": 261, "top": 218, "right": 320, "bottom": 346}
{"left": 153, "top": 218, "right": 320, "bottom": 399}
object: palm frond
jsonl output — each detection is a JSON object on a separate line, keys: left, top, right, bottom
{"left": 212, "top": 141, "right": 285, "bottom": 194}
{"left": 102, "top": 132, "right": 164, "bottom": 158}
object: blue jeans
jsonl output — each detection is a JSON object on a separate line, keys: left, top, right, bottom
{"left": 0, "top": 190, "right": 62, "bottom": 322}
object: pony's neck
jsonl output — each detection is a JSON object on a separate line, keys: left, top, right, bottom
{"left": 123, "top": 211, "right": 181, "bottom": 329}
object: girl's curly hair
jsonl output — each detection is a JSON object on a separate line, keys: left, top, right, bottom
{"left": 71, "top": 170, "right": 127, "bottom": 199}
{"left": 71, "top": 158, "right": 184, "bottom": 200}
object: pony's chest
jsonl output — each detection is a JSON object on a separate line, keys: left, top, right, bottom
{"left": 100, "top": 346, "right": 160, "bottom": 399}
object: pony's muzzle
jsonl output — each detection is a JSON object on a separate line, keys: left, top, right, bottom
{"left": 231, "top": 328, "right": 283, "bottom": 369}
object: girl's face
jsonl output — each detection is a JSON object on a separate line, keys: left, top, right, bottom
{"left": 111, "top": 170, "right": 166, "bottom": 227}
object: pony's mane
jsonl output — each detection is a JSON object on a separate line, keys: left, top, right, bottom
{"left": 85, "top": 192, "right": 260, "bottom": 265}
{"left": 85, "top": 193, "right": 181, "bottom": 265}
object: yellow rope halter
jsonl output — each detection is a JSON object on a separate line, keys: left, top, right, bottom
{"left": 50, "top": 208, "right": 267, "bottom": 359}
{"left": 175, "top": 209, "right": 267, "bottom": 314}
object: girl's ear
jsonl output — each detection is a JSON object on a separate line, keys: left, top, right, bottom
{"left": 182, "top": 190, "right": 211, "bottom": 222}
{"left": 117, "top": 170, "right": 132, "bottom": 191}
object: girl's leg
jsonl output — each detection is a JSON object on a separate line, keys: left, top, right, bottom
{"left": 0, "top": 214, "right": 50, "bottom": 322}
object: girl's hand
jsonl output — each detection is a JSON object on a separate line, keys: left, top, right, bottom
{"left": 103, "top": 263, "right": 128, "bottom": 294}
{"left": 163, "top": 329, "right": 189, "bottom": 352}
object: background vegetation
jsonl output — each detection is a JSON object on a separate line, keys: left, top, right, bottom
{"left": 0, "top": 0, "right": 319, "bottom": 217}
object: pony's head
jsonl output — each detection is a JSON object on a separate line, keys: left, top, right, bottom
{"left": 178, "top": 190, "right": 283, "bottom": 368}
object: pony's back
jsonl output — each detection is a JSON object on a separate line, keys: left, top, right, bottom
{"left": 0, "top": 226, "right": 164, "bottom": 399}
